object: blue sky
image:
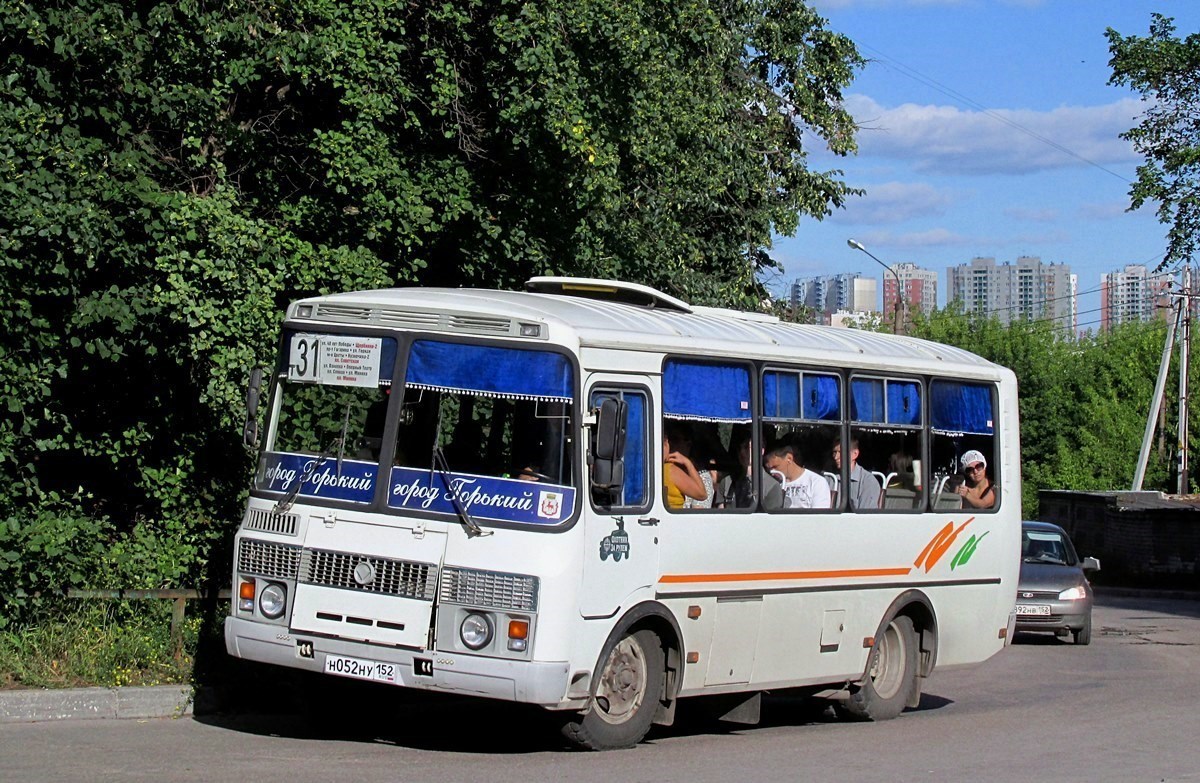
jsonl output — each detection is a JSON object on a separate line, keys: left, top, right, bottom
{"left": 771, "top": 0, "right": 1200, "bottom": 331}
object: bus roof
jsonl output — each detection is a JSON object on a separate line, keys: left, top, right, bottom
{"left": 290, "top": 279, "right": 1011, "bottom": 381}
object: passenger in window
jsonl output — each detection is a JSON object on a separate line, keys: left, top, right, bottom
{"left": 887, "top": 451, "right": 917, "bottom": 490}
{"left": 663, "top": 426, "right": 710, "bottom": 509}
{"left": 764, "top": 443, "right": 831, "bottom": 509}
{"left": 955, "top": 450, "right": 996, "bottom": 509}
{"left": 716, "top": 431, "right": 784, "bottom": 510}
{"left": 833, "top": 439, "right": 881, "bottom": 510}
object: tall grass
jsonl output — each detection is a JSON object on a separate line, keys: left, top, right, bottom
{"left": 0, "top": 601, "right": 197, "bottom": 689}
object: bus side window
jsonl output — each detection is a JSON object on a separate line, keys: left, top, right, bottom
{"left": 661, "top": 359, "right": 753, "bottom": 511}
{"left": 849, "top": 376, "right": 924, "bottom": 512}
{"left": 589, "top": 389, "right": 649, "bottom": 510}
{"left": 930, "top": 380, "right": 998, "bottom": 513}
{"left": 761, "top": 369, "right": 841, "bottom": 512}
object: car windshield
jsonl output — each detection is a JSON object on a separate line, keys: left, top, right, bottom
{"left": 1022, "top": 528, "right": 1079, "bottom": 566}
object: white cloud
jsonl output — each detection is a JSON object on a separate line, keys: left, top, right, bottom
{"left": 832, "top": 181, "right": 957, "bottom": 224}
{"left": 846, "top": 94, "right": 1142, "bottom": 175}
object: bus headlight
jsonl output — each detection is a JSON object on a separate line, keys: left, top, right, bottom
{"left": 460, "top": 613, "right": 493, "bottom": 650}
{"left": 259, "top": 583, "right": 287, "bottom": 619}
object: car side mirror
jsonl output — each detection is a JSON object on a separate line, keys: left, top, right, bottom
{"left": 590, "top": 398, "right": 627, "bottom": 490}
{"left": 243, "top": 367, "right": 265, "bottom": 448}
{"left": 1081, "top": 556, "right": 1100, "bottom": 572}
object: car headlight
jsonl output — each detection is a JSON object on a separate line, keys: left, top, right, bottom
{"left": 259, "top": 582, "right": 287, "bottom": 618}
{"left": 1058, "top": 585, "right": 1087, "bottom": 601}
{"left": 460, "top": 612, "right": 493, "bottom": 650}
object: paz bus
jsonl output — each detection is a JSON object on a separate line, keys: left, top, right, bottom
{"left": 225, "top": 277, "right": 1020, "bottom": 750}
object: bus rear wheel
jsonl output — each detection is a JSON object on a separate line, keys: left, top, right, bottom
{"left": 561, "top": 629, "right": 664, "bottom": 750}
{"left": 836, "top": 614, "right": 918, "bottom": 722}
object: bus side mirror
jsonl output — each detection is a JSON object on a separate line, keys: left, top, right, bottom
{"left": 591, "top": 398, "right": 627, "bottom": 489}
{"left": 243, "top": 368, "right": 265, "bottom": 448}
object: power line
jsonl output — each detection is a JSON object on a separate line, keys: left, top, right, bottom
{"left": 846, "top": 38, "right": 1133, "bottom": 184}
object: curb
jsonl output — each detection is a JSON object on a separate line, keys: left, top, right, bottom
{"left": 0, "top": 685, "right": 193, "bottom": 724}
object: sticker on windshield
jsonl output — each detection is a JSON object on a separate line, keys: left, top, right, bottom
{"left": 288, "top": 334, "right": 382, "bottom": 387}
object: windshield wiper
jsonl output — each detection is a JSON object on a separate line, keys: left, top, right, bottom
{"left": 274, "top": 402, "right": 353, "bottom": 515}
{"left": 432, "top": 446, "right": 491, "bottom": 538}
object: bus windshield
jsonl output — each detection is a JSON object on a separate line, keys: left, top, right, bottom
{"left": 256, "top": 333, "right": 577, "bottom": 525}
{"left": 386, "top": 340, "right": 576, "bottom": 526}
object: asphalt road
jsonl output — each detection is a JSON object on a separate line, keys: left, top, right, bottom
{"left": 1, "top": 593, "right": 1197, "bottom": 783}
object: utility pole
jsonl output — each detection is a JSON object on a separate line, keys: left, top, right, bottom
{"left": 1133, "top": 298, "right": 1179, "bottom": 490}
{"left": 1133, "top": 267, "right": 1194, "bottom": 494}
{"left": 1179, "top": 267, "right": 1191, "bottom": 494}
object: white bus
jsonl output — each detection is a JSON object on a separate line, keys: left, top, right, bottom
{"left": 225, "top": 277, "right": 1020, "bottom": 750}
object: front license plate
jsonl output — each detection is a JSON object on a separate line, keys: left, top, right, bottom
{"left": 1016, "top": 604, "right": 1051, "bottom": 616}
{"left": 324, "top": 654, "right": 397, "bottom": 684}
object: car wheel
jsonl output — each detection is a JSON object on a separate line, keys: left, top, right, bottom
{"left": 1072, "top": 613, "right": 1092, "bottom": 646}
{"left": 836, "top": 615, "right": 918, "bottom": 721}
{"left": 561, "top": 629, "right": 664, "bottom": 750}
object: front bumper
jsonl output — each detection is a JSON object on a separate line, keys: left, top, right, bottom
{"left": 1014, "top": 602, "right": 1091, "bottom": 634}
{"left": 225, "top": 616, "right": 572, "bottom": 707}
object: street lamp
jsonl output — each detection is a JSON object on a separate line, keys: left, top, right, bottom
{"left": 847, "top": 238, "right": 904, "bottom": 335}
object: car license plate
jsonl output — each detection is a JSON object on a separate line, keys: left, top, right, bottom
{"left": 1016, "top": 604, "right": 1051, "bottom": 616}
{"left": 324, "top": 654, "right": 398, "bottom": 684}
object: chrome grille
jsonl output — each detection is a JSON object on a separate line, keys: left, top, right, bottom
{"left": 300, "top": 548, "right": 437, "bottom": 600}
{"left": 238, "top": 539, "right": 302, "bottom": 580}
{"left": 242, "top": 508, "right": 299, "bottom": 537}
{"left": 439, "top": 567, "right": 539, "bottom": 612}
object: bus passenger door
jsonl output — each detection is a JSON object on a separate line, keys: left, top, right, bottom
{"left": 579, "top": 382, "right": 661, "bottom": 618}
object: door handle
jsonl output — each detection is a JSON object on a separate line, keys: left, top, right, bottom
{"left": 637, "top": 517, "right": 660, "bottom": 526}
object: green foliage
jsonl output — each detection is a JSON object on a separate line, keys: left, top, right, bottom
{"left": 0, "top": 0, "right": 864, "bottom": 625}
{"left": 1107, "top": 14, "right": 1200, "bottom": 270}
{"left": 909, "top": 308, "right": 1184, "bottom": 517}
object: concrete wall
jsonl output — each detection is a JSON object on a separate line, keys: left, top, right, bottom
{"left": 1038, "top": 490, "right": 1200, "bottom": 589}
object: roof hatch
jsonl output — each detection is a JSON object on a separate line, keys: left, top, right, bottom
{"left": 525, "top": 276, "right": 693, "bottom": 313}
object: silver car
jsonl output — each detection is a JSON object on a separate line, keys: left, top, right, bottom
{"left": 1015, "top": 521, "right": 1100, "bottom": 645}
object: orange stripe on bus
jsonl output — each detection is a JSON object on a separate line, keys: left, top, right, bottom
{"left": 659, "top": 567, "right": 912, "bottom": 584}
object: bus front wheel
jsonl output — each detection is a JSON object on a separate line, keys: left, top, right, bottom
{"left": 836, "top": 614, "right": 918, "bottom": 722}
{"left": 561, "top": 629, "right": 664, "bottom": 750}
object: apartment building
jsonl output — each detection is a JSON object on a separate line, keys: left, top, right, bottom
{"left": 1099, "top": 264, "right": 1173, "bottom": 330}
{"left": 885, "top": 262, "right": 938, "bottom": 318}
{"left": 946, "top": 256, "right": 1076, "bottom": 330}
{"left": 790, "top": 273, "right": 878, "bottom": 323}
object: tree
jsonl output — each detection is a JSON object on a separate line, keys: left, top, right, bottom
{"left": 0, "top": 1, "right": 865, "bottom": 605}
{"left": 1108, "top": 14, "right": 1200, "bottom": 270}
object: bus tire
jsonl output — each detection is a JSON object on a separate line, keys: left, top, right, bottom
{"left": 837, "top": 614, "right": 918, "bottom": 722}
{"left": 561, "top": 629, "right": 664, "bottom": 750}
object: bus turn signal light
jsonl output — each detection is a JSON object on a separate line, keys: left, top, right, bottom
{"left": 507, "top": 619, "right": 529, "bottom": 652}
{"left": 239, "top": 579, "right": 256, "bottom": 612}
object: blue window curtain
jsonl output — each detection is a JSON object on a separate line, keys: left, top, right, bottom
{"left": 589, "top": 390, "right": 647, "bottom": 506}
{"left": 764, "top": 371, "right": 839, "bottom": 421}
{"left": 887, "top": 380, "right": 922, "bottom": 425}
{"left": 931, "top": 381, "right": 994, "bottom": 435}
{"left": 851, "top": 378, "right": 885, "bottom": 422}
{"left": 405, "top": 340, "right": 572, "bottom": 401}
{"left": 663, "top": 360, "right": 751, "bottom": 422}
{"left": 624, "top": 393, "right": 646, "bottom": 505}
{"left": 763, "top": 371, "right": 800, "bottom": 418}
{"left": 803, "top": 375, "right": 840, "bottom": 421}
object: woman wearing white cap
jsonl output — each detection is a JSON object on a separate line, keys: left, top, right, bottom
{"left": 955, "top": 449, "right": 995, "bottom": 509}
